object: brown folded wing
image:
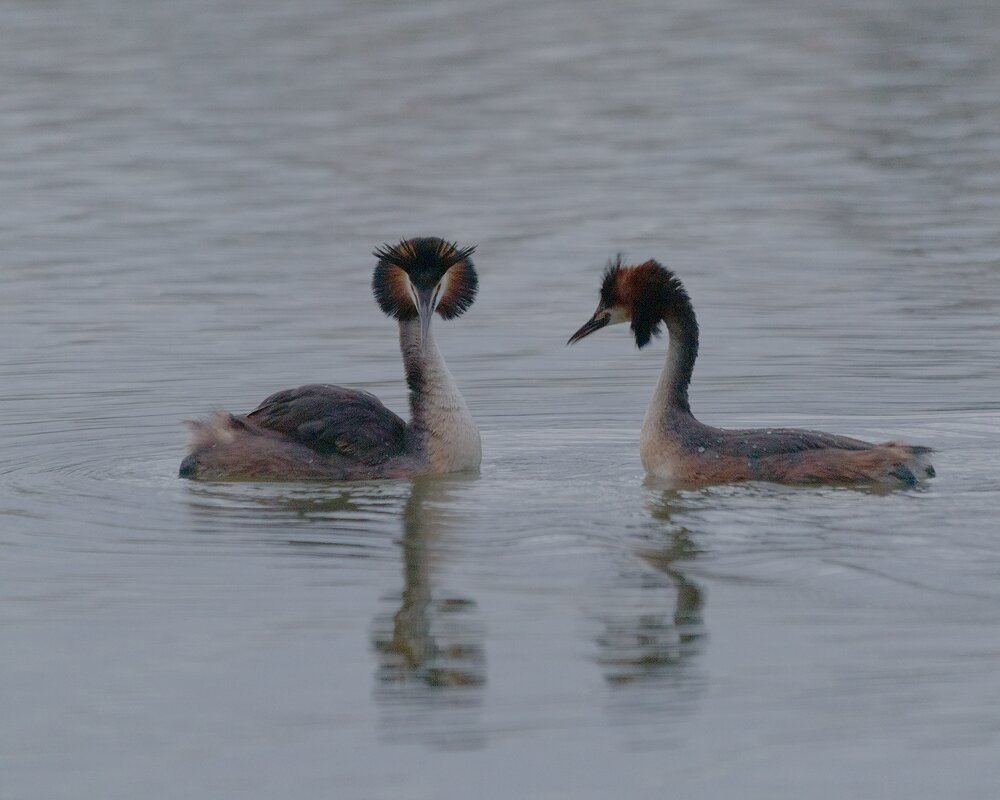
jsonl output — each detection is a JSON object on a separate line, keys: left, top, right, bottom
{"left": 246, "top": 384, "right": 408, "bottom": 464}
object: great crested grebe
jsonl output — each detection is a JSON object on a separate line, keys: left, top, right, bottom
{"left": 568, "top": 258, "right": 935, "bottom": 487}
{"left": 179, "top": 237, "right": 482, "bottom": 481}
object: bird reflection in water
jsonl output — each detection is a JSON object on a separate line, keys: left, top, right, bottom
{"left": 596, "top": 490, "right": 706, "bottom": 719}
{"left": 371, "top": 477, "right": 486, "bottom": 748}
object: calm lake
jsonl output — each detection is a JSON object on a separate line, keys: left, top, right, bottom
{"left": 2, "top": 0, "right": 999, "bottom": 797}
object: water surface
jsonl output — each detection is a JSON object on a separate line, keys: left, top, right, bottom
{"left": 3, "top": 0, "right": 1000, "bottom": 797}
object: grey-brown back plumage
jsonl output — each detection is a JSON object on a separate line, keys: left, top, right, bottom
{"left": 694, "top": 425, "right": 871, "bottom": 458}
{"left": 246, "top": 384, "right": 408, "bottom": 464}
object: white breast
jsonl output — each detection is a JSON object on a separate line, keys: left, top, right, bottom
{"left": 419, "top": 333, "right": 482, "bottom": 474}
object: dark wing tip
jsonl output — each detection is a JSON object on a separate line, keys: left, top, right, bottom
{"left": 178, "top": 454, "right": 199, "bottom": 478}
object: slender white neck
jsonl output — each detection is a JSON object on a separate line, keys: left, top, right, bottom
{"left": 399, "top": 319, "right": 481, "bottom": 473}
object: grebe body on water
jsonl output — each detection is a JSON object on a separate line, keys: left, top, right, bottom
{"left": 569, "top": 259, "right": 934, "bottom": 488}
{"left": 180, "top": 238, "right": 481, "bottom": 481}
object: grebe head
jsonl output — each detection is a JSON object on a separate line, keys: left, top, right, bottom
{"left": 568, "top": 257, "right": 693, "bottom": 349}
{"left": 373, "top": 237, "right": 478, "bottom": 344}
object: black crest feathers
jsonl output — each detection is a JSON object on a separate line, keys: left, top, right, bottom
{"left": 597, "top": 257, "right": 697, "bottom": 351}
{"left": 372, "top": 237, "right": 478, "bottom": 321}
{"left": 630, "top": 262, "right": 667, "bottom": 349}
{"left": 595, "top": 255, "right": 665, "bottom": 348}
{"left": 630, "top": 261, "right": 696, "bottom": 350}
{"left": 599, "top": 255, "right": 625, "bottom": 309}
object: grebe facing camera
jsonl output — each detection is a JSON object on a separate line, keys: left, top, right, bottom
{"left": 180, "top": 237, "right": 481, "bottom": 481}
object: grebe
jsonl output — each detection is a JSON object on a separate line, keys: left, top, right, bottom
{"left": 179, "top": 237, "right": 482, "bottom": 481}
{"left": 568, "top": 259, "right": 935, "bottom": 487}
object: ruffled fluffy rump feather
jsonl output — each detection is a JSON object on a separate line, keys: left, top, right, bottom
{"left": 179, "top": 414, "right": 417, "bottom": 481}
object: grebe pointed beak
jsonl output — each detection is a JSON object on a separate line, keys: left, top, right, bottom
{"left": 415, "top": 286, "right": 436, "bottom": 346}
{"left": 567, "top": 311, "right": 611, "bottom": 345}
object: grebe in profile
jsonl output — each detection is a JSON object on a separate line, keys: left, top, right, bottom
{"left": 180, "top": 237, "right": 482, "bottom": 481}
{"left": 568, "top": 259, "right": 934, "bottom": 487}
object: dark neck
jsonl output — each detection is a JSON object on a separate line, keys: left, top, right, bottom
{"left": 659, "top": 301, "right": 699, "bottom": 416}
{"left": 399, "top": 319, "right": 430, "bottom": 431}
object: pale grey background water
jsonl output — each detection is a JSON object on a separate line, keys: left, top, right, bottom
{"left": 2, "top": 0, "right": 1000, "bottom": 797}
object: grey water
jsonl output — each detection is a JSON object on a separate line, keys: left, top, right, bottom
{"left": 2, "top": 0, "right": 1000, "bottom": 797}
